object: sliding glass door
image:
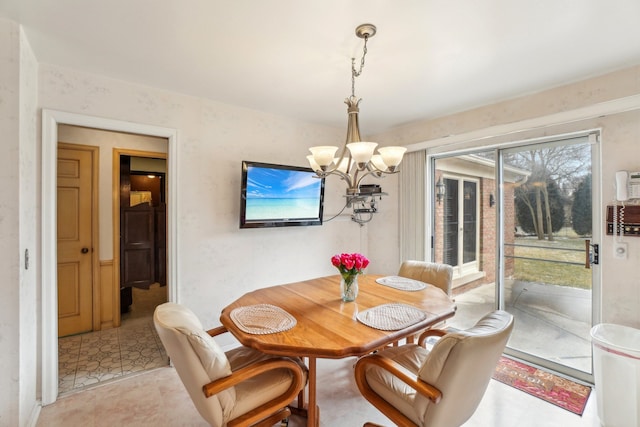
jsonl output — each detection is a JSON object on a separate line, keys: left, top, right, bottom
{"left": 433, "top": 134, "right": 599, "bottom": 381}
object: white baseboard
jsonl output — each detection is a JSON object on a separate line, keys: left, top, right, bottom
{"left": 26, "top": 400, "right": 41, "bottom": 427}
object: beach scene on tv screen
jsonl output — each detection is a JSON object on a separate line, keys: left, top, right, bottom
{"left": 246, "top": 166, "right": 322, "bottom": 220}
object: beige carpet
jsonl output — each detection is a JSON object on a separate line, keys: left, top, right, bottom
{"left": 40, "top": 356, "right": 600, "bottom": 427}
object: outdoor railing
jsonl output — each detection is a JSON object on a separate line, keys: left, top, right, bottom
{"left": 503, "top": 242, "right": 587, "bottom": 267}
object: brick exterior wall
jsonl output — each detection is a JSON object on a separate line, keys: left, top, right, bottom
{"left": 480, "top": 177, "right": 497, "bottom": 283}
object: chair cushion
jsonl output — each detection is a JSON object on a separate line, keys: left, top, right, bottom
{"left": 398, "top": 261, "right": 453, "bottom": 295}
{"left": 225, "top": 346, "right": 308, "bottom": 422}
{"left": 417, "top": 334, "right": 458, "bottom": 384}
{"left": 181, "top": 328, "right": 236, "bottom": 417}
{"left": 364, "top": 344, "right": 431, "bottom": 426}
{"left": 417, "top": 310, "right": 514, "bottom": 426}
{"left": 180, "top": 328, "right": 233, "bottom": 381}
{"left": 157, "top": 303, "right": 235, "bottom": 418}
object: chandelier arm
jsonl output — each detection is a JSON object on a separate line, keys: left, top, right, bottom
{"left": 354, "top": 170, "right": 376, "bottom": 190}
{"left": 335, "top": 146, "right": 349, "bottom": 163}
{"left": 315, "top": 164, "right": 338, "bottom": 175}
{"left": 351, "top": 167, "right": 362, "bottom": 187}
{"left": 315, "top": 169, "right": 356, "bottom": 189}
{"left": 351, "top": 167, "right": 373, "bottom": 193}
{"left": 353, "top": 168, "right": 399, "bottom": 190}
{"left": 334, "top": 145, "right": 356, "bottom": 174}
{"left": 367, "top": 162, "right": 385, "bottom": 173}
{"left": 336, "top": 169, "right": 356, "bottom": 189}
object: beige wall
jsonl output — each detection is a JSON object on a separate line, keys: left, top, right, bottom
{"left": 0, "top": 18, "right": 39, "bottom": 426}
{"left": 18, "top": 23, "right": 38, "bottom": 425}
{"left": 39, "top": 62, "right": 365, "bottom": 342}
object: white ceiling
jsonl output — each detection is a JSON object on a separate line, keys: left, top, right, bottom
{"left": 4, "top": 0, "right": 640, "bottom": 134}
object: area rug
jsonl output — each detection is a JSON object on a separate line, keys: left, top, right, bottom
{"left": 492, "top": 356, "right": 591, "bottom": 415}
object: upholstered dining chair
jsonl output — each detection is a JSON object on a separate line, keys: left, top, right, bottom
{"left": 397, "top": 260, "right": 454, "bottom": 344}
{"left": 354, "top": 310, "right": 514, "bottom": 427}
{"left": 153, "top": 302, "right": 307, "bottom": 427}
{"left": 398, "top": 260, "right": 453, "bottom": 296}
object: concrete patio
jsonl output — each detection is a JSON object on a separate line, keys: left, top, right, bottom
{"left": 449, "top": 280, "right": 593, "bottom": 376}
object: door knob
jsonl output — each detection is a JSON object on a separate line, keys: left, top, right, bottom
{"left": 81, "top": 247, "right": 89, "bottom": 254}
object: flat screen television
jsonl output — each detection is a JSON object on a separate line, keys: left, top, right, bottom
{"left": 240, "top": 160, "right": 325, "bottom": 228}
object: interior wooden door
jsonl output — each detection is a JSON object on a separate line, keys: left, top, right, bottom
{"left": 154, "top": 203, "right": 167, "bottom": 286}
{"left": 120, "top": 203, "right": 155, "bottom": 290}
{"left": 57, "top": 147, "right": 94, "bottom": 337}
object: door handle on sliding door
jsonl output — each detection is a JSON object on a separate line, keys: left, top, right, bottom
{"left": 585, "top": 240, "right": 599, "bottom": 268}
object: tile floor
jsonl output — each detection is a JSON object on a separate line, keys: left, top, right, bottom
{"left": 58, "top": 284, "right": 168, "bottom": 393}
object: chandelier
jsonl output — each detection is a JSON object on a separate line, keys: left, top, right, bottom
{"left": 307, "top": 23, "right": 406, "bottom": 225}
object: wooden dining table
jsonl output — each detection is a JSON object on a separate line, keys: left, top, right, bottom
{"left": 219, "top": 274, "right": 456, "bottom": 427}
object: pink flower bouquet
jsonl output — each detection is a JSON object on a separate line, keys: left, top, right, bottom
{"left": 331, "top": 252, "right": 370, "bottom": 277}
{"left": 331, "top": 253, "right": 369, "bottom": 301}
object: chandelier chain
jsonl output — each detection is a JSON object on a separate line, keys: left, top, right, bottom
{"left": 351, "top": 35, "right": 369, "bottom": 97}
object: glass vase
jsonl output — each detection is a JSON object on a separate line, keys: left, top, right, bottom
{"left": 340, "top": 274, "right": 359, "bottom": 302}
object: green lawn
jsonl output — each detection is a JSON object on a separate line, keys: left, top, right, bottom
{"left": 509, "top": 231, "right": 592, "bottom": 290}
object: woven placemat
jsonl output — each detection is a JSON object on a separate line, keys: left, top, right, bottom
{"left": 230, "top": 304, "right": 296, "bottom": 335}
{"left": 357, "top": 303, "right": 428, "bottom": 331}
{"left": 376, "top": 276, "right": 427, "bottom": 291}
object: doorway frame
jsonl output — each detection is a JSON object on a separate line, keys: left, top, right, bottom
{"left": 42, "top": 109, "right": 178, "bottom": 405}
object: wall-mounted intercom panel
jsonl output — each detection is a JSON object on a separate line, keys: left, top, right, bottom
{"left": 609, "top": 171, "right": 640, "bottom": 259}
{"left": 606, "top": 205, "right": 640, "bottom": 236}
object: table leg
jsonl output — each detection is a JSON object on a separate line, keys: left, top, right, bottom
{"left": 307, "top": 357, "right": 317, "bottom": 427}
{"left": 289, "top": 357, "right": 319, "bottom": 426}
{"left": 297, "top": 387, "right": 305, "bottom": 412}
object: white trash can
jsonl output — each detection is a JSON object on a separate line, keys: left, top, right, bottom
{"left": 591, "top": 323, "right": 640, "bottom": 427}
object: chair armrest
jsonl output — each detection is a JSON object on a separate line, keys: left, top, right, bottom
{"left": 203, "top": 357, "right": 306, "bottom": 427}
{"left": 202, "top": 357, "right": 305, "bottom": 398}
{"left": 206, "top": 325, "right": 228, "bottom": 337}
{"left": 417, "top": 328, "right": 447, "bottom": 347}
{"left": 355, "top": 353, "right": 442, "bottom": 404}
